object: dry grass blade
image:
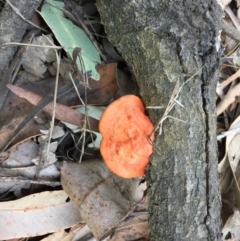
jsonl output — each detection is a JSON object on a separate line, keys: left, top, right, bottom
{"left": 76, "top": 49, "right": 89, "bottom": 162}
{"left": 3, "top": 42, "right": 62, "bottom": 49}
{"left": 42, "top": 35, "right": 61, "bottom": 163}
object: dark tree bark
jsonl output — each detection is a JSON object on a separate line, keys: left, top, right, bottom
{"left": 97, "top": 1, "right": 222, "bottom": 240}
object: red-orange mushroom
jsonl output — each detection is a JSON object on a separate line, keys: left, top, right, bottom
{"left": 99, "top": 95, "right": 154, "bottom": 178}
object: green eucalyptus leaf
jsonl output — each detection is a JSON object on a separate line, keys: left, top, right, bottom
{"left": 40, "top": 0, "right": 100, "bottom": 80}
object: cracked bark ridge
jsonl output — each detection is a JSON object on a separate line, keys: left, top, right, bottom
{"left": 97, "top": 1, "right": 222, "bottom": 240}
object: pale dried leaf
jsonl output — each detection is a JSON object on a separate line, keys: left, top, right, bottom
{"left": 216, "top": 0, "right": 231, "bottom": 9}
{"left": 133, "top": 180, "right": 147, "bottom": 203}
{"left": 37, "top": 141, "right": 58, "bottom": 167}
{"left": 0, "top": 191, "right": 81, "bottom": 240}
{"left": 51, "top": 125, "right": 65, "bottom": 139}
{"left": 223, "top": 210, "right": 240, "bottom": 240}
{"left": 61, "top": 159, "right": 139, "bottom": 240}
{"left": 71, "top": 225, "right": 96, "bottom": 241}
{"left": 22, "top": 34, "right": 56, "bottom": 77}
{"left": 228, "top": 134, "right": 240, "bottom": 176}
{"left": 0, "top": 177, "right": 31, "bottom": 198}
{"left": 39, "top": 126, "right": 65, "bottom": 140}
{"left": 227, "top": 134, "right": 240, "bottom": 209}
{"left": 0, "top": 190, "right": 67, "bottom": 209}
{"left": 0, "top": 164, "right": 59, "bottom": 181}
{"left": 0, "top": 139, "right": 60, "bottom": 197}
{"left": 217, "top": 83, "right": 240, "bottom": 115}
{"left": 0, "top": 138, "right": 60, "bottom": 190}
{"left": 109, "top": 213, "right": 148, "bottom": 241}
{"left": 0, "top": 165, "right": 60, "bottom": 197}
{"left": 36, "top": 126, "right": 66, "bottom": 167}
{"left": 220, "top": 69, "right": 240, "bottom": 89}
{"left": 0, "top": 176, "right": 60, "bottom": 199}
{"left": 0, "top": 140, "right": 38, "bottom": 167}
{"left": 40, "top": 229, "right": 68, "bottom": 241}
{"left": 218, "top": 157, "right": 233, "bottom": 194}
{"left": 233, "top": 50, "right": 240, "bottom": 67}
{"left": 218, "top": 116, "right": 240, "bottom": 194}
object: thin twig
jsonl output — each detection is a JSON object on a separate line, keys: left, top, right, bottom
{"left": 78, "top": 50, "right": 88, "bottom": 162}
{"left": 3, "top": 42, "right": 62, "bottom": 49}
{"left": 69, "top": 73, "right": 85, "bottom": 105}
{"left": 33, "top": 36, "right": 61, "bottom": 180}
{"left": 47, "top": 42, "right": 61, "bottom": 156}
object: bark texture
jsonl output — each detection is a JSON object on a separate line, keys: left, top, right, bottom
{"left": 97, "top": 1, "right": 222, "bottom": 240}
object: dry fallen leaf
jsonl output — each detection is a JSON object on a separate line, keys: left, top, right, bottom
{"left": 69, "top": 224, "right": 95, "bottom": 241}
{"left": 220, "top": 69, "right": 240, "bottom": 90}
{"left": 227, "top": 133, "right": 240, "bottom": 210}
{"left": 7, "top": 84, "right": 99, "bottom": 132}
{"left": 0, "top": 140, "right": 60, "bottom": 198}
{"left": 109, "top": 212, "right": 148, "bottom": 241}
{"left": 218, "top": 116, "right": 240, "bottom": 194}
{"left": 0, "top": 95, "right": 48, "bottom": 151}
{"left": 51, "top": 62, "right": 119, "bottom": 106}
{"left": 40, "top": 223, "right": 86, "bottom": 241}
{"left": 61, "top": 159, "right": 139, "bottom": 240}
{"left": 217, "top": 83, "right": 240, "bottom": 115}
{"left": 22, "top": 34, "right": 56, "bottom": 77}
{"left": 216, "top": 0, "right": 231, "bottom": 9}
{"left": 223, "top": 209, "right": 240, "bottom": 240}
{"left": 0, "top": 190, "right": 81, "bottom": 240}
{"left": 0, "top": 62, "right": 118, "bottom": 151}
{"left": 40, "top": 229, "right": 68, "bottom": 241}
{"left": 0, "top": 139, "right": 39, "bottom": 167}
{"left": 20, "top": 63, "right": 119, "bottom": 107}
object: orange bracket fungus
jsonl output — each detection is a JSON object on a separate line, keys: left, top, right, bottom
{"left": 99, "top": 95, "right": 154, "bottom": 178}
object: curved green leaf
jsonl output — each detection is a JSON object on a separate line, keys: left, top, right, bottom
{"left": 40, "top": 0, "right": 100, "bottom": 80}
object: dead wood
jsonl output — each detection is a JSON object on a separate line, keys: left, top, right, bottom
{"left": 97, "top": 1, "right": 223, "bottom": 240}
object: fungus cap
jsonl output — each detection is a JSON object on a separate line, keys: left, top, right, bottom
{"left": 99, "top": 95, "right": 154, "bottom": 178}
